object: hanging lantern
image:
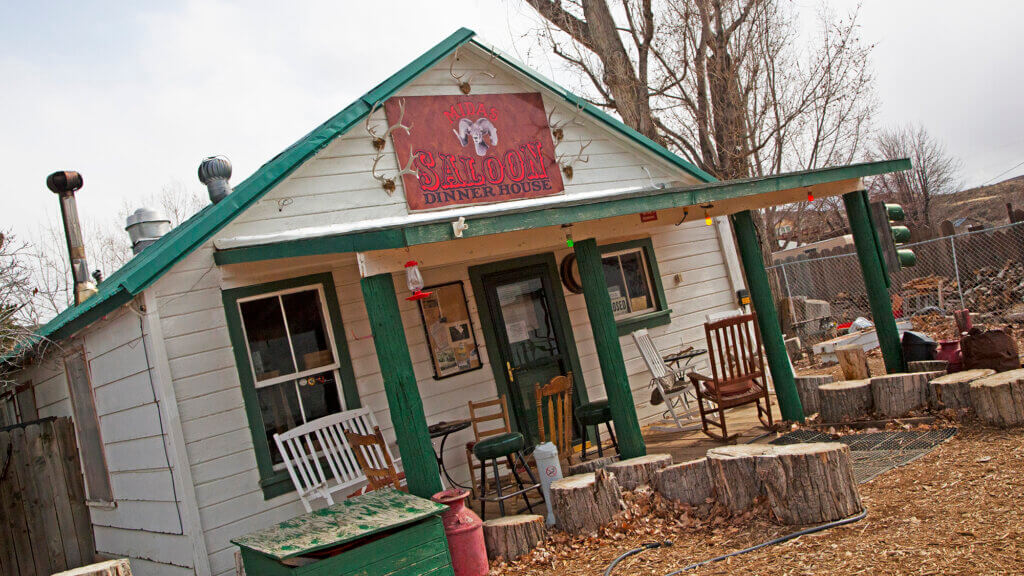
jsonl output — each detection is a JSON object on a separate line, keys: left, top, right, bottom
{"left": 405, "top": 260, "right": 432, "bottom": 301}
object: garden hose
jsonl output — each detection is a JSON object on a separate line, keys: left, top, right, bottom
{"left": 604, "top": 541, "right": 673, "bottom": 576}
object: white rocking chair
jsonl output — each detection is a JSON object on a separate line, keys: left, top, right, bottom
{"left": 274, "top": 406, "right": 402, "bottom": 512}
{"left": 632, "top": 328, "right": 700, "bottom": 430}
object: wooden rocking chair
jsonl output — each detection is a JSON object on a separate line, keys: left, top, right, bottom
{"left": 687, "top": 312, "right": 773, "bottom": 441}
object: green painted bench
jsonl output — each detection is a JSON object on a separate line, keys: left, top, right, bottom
{"left": 232, "top": 489, "right": 453, "bottom": 576}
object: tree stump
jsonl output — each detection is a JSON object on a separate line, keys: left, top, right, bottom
{"left": 550, "top": 469, "right": 623, "bottom": 534}
{"left": 794, "top": 375, "right": 832, "bottom": 417}
{"left": 819, "top": 379, "right": 872, "bottom": 422}
{"left": 53, "top": 559, "right": 132, "bottom": 576}
{"left": 908, "top": 360, "right": 948, "bottom": 374}
{"left": 871, "top": 373, "right": 930, "bottom": 418}
{"left": 836, "top": 346, "right": 871, "bottom": 380}
{"left": 706, "top": 445, "right": 775, "bottom": 514}
{"left": 970, "top": 369, "right": 1024, "bottom": 427}
{"left": 604, "top": 453, "right": 672, "bottom": 491}
{"left": 567, "top": 455, "right": 618, "bottom": 476}
{"left": 756, "top": 443, "right": 862, "bottom": 525}
{"left": 654, "top": 458, "right": 714, "bottom": 507}
{"left": 482, "top": 514, "right": 545, "bottom": 561}
{"left": 930, "top": 369, "right": 995, "bottom": 412}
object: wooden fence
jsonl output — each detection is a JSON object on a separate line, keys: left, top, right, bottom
{"left": 1, "top": 417, "right": 96, "bottom": 575}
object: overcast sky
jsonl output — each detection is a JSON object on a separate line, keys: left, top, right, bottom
{"left": 2, "top": 0, "right": 1023, "bottom": 242}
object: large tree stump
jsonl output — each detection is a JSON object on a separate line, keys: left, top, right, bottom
{"left": 604, "top": 453, "right": 672, "bottom": 491}
{"left": 871, "top": 373, "right": 930, "bottom": 418}
{"left": 654, "top": 458, "right": 714, "bottom": 507}
{"left": 970, "top": 369, "right": 1024, "bottom": 427}
{"left": 706, "top": 445, "right": 775, "bottom": 514}
{"left": 482, "top": 514, "right": 545, "bottom": 561}
{"left": 567, "top": 455, "right": 618, "bottom": 476}
{"left": 819, "top": 379, "right": 872, "bottom": 422}
{"left": 930, "top": 369, "right": 995, "bottom": 412}
{"left": 550, "top": 469, "right": 623, "bottom": 534}
{"left": 756, "top": 443, "right": 862, "bottom": 525}
{"left": 908, "top": 360, "right": 948, "bottom": 374}
{"left": 836, "top": 346, "right": 871, "bottom": 380}
{"left": 53, "top": 559, "right": 132, "bottom": 576}
{"left": 794, "top": 375, "right": 832, "bottom": 417}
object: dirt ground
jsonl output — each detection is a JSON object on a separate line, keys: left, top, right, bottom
{"left": 491, "top": 424, "right": 1024, "bottom": 575}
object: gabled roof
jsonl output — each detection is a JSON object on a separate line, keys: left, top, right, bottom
{"left": 21, "top": 27, "right": 714, "bottom": 348}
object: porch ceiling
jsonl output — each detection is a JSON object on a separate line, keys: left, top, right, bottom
{"left": 213, "top": 158, "right": 911, "bottom": 266}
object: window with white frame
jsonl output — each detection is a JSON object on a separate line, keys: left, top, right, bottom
{"left": 602, "top": 247, "right": 657, "bottom": 319}
{"left": 237, "top": 284, "right": 348, "bottom": 466}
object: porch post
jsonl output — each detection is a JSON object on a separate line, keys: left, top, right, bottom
{"left": 731, "top": 210, "right": 804, "bottom": 422}
{"left": 842, "top": 190, "right": 905, "bottom": 373}
{"left": 360, "top": 272, "right": 442, "bottom": 498}
{"left": 573, "top": 238, "right": 646, "bottom": 458}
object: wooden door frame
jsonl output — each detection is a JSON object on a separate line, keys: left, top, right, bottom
{"left": 468, "top": 252, "right": 589, "bottom": 441}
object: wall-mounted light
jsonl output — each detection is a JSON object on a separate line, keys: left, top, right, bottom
{"left": 405, "top": 260, "right": 432, "bottom": 301}
{"left": 807, "top": 190, "right": 815, "bottom": 202}
{"left": 701, "top": 203, "right": 714, "bottom": 226}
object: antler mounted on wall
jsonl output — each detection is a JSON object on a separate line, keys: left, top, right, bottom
{"left": 365, "top": 98, "right": 411, "bottom": 151}
{"left": 547, "top": 103, "right": 585, "bottom": 143}
{"left": 558, "top": 139, "right": 592, "bottom": 180}
{"left": 449, "top": 46, "right": 495, "bottom": 95}
{"left": 372, "top": 149, "right": 418, "bottom": 195}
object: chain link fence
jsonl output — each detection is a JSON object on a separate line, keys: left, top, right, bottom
{"left": 766, "top": 220, "right": 1024, "bottom": 346}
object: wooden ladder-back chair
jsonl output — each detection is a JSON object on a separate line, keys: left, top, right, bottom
{"left": 465, "top": 396, "right": 542, "bottom": 519}
{"left": 687, "top": 312, "right": 773, "bottom": 441}
{"left": 535, "top": 373, "right": 574, "bottom": 464}
{"left": 344, "top": 426, "right": 404, "bottom": 492}
{"left": 465, "top": 396, "right": 512, "bottom": 499}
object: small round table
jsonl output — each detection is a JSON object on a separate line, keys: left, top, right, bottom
{"left": 663, "top": 347, "right": 707, "bottom": 378}
{"left": 428, "top": 419, "right": 472, "bottom": 488}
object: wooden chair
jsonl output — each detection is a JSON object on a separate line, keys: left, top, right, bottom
{"left": 464, "top": 396, "right": 514, "bottom": 500}
{"left": 535, "top": 373, "right": 574, "bottom": 464}
{"left": 344, "top": 426, "right": 405, "bottom": 492}
{"left": 465, "top": 396, "right": 542, "bottom": 520}
{"left": 687, "top": 312, "right": 773, "bottom": 441}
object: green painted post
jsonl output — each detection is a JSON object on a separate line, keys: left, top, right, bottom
{"left": 573, "top": 238, "right": 646, "bottom": 458}
{"left": 842, "top": 190, "right": 906, "bottom": 373}
{"left": 731, "top": 211, "right": 804, "bottom": 422}
{"left": 360, "top": 273, "right": 443, "bottom": 498}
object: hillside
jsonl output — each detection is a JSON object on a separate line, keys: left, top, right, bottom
{"left": 931, "top": 174, "right": 1024, "bottom": 225}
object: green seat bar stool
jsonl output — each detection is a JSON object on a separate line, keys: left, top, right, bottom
{"left": 467, "top": 396, "right": 543, "bottom": 521}
{"left": 575, "top": 399, "right": 618, "bottom": 461}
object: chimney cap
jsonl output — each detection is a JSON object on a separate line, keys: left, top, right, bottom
{"left": 125, "top": 207, "right": 171, "bottom": 230}
{"left": 46, "top": 171, "right": 84, "bottom": 195}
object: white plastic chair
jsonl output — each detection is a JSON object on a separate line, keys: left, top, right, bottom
{"left": 274, "top": 406, "right": 402, "bottom": 512}
{"left": 632, "top": 328, "right": 700, "bottom": 429}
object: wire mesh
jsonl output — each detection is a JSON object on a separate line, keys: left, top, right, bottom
{"left": 767, "top": 221, "right": 1024, "bottom": 345}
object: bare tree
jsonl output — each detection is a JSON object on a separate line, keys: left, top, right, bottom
{"left": 1, "top": 231, "right": 43, "bottom": 365}
{"left": 522, "top": 0, "right": 875, "bottom": 249}
{"left": 868, "top": 124, "right": 962, "bottom": 236}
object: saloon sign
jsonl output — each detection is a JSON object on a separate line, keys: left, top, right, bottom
{"left": 384, "top": 92, "right": 565, "bottom": 212}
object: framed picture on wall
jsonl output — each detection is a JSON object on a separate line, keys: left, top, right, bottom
{"left": 417, "top": 282, "right": 483, "bottom": 379}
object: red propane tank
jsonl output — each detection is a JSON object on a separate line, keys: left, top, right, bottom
{"left": 432, "top": 488, "right": 488, "bottom": 576}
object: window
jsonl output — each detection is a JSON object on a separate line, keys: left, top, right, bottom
{"left": 223, "top": 273, "right": 360, "bottom": 499}
{"left": 599, "top": 238, "right": 671, "bottom": 335}
{"left": 0, "top": 382, "right": 38, "bottom": 426}
{"left": 65, "top": 351, "right": 114, "bottom": 504}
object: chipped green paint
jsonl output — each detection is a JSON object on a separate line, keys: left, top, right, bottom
{"left": 231, "top": 489, "right": 446, "bottom": 560}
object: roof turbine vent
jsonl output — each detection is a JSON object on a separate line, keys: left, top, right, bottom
{"left": 198, "top": 156, "right": 233, "bottom": 204}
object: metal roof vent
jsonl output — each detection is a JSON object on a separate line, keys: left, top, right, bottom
{"left": 125, "top": 207, "right": 172, "bottom": 254}
{"left": 198, "top": 156, "right": 232, "bottom": 204}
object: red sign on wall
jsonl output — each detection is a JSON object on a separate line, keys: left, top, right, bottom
{"left": 384, "top": 93, "right": 565, "bottom": 212}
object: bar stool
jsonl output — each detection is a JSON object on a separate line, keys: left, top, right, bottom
{"left": 575, "top": 399, "right": 618, "bottom": 461}
{"left": 467, "top": 396, "right": 544, "bottom": 520}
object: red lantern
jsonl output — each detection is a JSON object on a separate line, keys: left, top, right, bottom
{"left": 405, "top": 260, "right": 432, "bottom": 301}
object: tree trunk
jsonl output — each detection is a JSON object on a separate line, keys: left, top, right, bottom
{"left": 819, "top": 379, "right": 873, "bottom": 422}
{"left": 550, "top": 470, "right": 623, "bottom": 534}
{"left": 908, "top": 360, "right": 948, "bottom": 374}
{"left": 756, "top": 443, "right": 862, "bottom": 525}
{"left": 55, "top": 559, "right": 132, "bottom": 576}
{"left": 930, "top": 369, "right": 995, "bottom": 412}
{"left": 794, "top": 375, "right": 832, "bottom": 417}
{"left": 605, "top": 454, "right": 672, "bottom": 491}
{"left": 482, "top": 514, "right": 545, "bottom": 561}
{"left": 706, "top": 445, "right": 775, "bottom": 514}
{"left": 871, "top": 373, "right": 930, "bottom": 418}
{"left": 567, "top": 455, "right": 618, "bottom": 476}
{"left": 969, "top": 369, "right": 1024, "bottom": 427}
{"left": 836, "top": 346, "right": 871, "bottom": 380}
{"left": 654, "top": 458, "right": 714, "bottom": 508}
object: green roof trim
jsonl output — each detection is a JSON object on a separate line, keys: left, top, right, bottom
{"left": 213, "top": 159, "right": 910, "bottom": 266}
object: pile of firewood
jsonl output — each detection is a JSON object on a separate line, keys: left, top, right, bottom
{"left": 961, "top": 262, "right": 1024, "bottom": 313}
